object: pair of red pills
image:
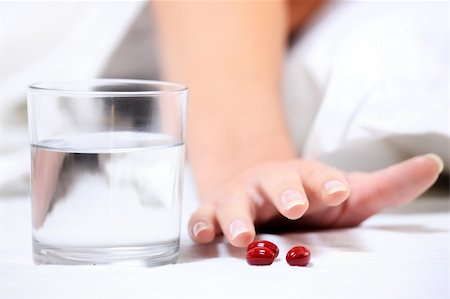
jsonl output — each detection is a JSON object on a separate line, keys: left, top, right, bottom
{"left": 246, "top": 240, "right": 310, "bottom": 266}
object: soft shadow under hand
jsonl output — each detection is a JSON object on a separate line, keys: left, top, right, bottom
{"left": 177, "top": 237, "right": 245, "bottom": 264}
{"left": 177, "top": 240, "right": 220, "bottom": 264}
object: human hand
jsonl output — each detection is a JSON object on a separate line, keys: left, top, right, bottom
{"left": 32, "top": 150, "right": 65, "bottom": 228}
{"left": 188, "top": 154, "right": 443, "bottom": 247}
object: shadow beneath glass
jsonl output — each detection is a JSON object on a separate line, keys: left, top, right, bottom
{"left": 177, "top": 237, "right": 244, "bottom": 264}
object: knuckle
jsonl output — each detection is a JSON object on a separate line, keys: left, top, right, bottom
{"left": 214, "top": 185, "right": 244, "bottom": 209}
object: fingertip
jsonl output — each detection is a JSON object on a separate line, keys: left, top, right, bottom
{"left": 422, "top": 153, "right": 444, "bottom": 174}
{"left": 189, "top": 203, "right": 218, "bottom": 244}
{"left": 190, "top": 220, "right": 215, "bottom": 243}
{"left": 194, "top": 230, "right": 216, "bottom": 244}
{"left": 323, "top": 180, "right": 351, "bottom": 206}
{"left": 230, "top": 230, "right": 255, "bottom": 248}
{"left": 227, "top": 218, "right": 255, "bottom": 247}
{"left": 283, "top": 201, "right": 309, "bottom": 220}
{"left": 280, "top": 189, "right": 309, "bottom": 220}
{"left": 323, "top": 190, "right": 351, "bottom": 207}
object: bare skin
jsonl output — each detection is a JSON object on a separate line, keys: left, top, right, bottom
{"left": 152, "top": 1, "right": 443, "bottom": 248}
{"left": 31, "top": 150, "right": 65, "bottom": 228}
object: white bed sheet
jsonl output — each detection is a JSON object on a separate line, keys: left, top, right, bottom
{"left": 1, "top": 170, "right": 449, "bottom": 299}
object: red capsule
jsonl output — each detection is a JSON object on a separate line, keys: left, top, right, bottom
{"left": 247, "top": 240, "right": 279, "bottom": 258}
{"left": 286, "top": 246, "right": 311, "bottom": 266}
{"left": 246, "top": 246, "right": 275, "bottom": 266}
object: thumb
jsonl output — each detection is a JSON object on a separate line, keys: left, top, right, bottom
{"left": 340, "top": 154, "right": 443, "bottom": 226}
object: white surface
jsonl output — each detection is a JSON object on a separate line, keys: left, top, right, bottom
{"left": 2, "top": 1, "right": 449, "bottom": 194}
{"left": 0, "top": 1, "right": 144, "bottom": 193}
{"left": 1, "top": 2, "right": 449, "bottom": 297}
{"left": 1, "top": 170, "right": 449, "bottom": 299}
{"left": 283, "top": 1, "right": 449, "bottom": 162}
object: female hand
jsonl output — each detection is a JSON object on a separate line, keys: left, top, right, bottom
{"left": 188, "top": 154, "right": 443, "bottom": 247}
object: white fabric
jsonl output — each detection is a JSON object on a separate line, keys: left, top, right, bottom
{"left": 1, "top": 1, "right": 449, "bottom": 194}
{"left": 0, "top": 1, "right": 145, "bottom": 193}
{"left": 283, "top": 1, "right": 449, "bottom": 169}
{"left": 1, "top": 169, "right": 449, "bottom": 298}
{"left": 1, "top": 2, "right": 449, "bottom": 298}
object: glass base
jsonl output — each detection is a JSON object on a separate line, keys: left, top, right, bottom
{"left": 33, "top": 239, "right": 179, "bottom": 266}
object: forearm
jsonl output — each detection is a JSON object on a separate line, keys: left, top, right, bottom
{"left": 152, "top": 1, "right": 297, "bottom": 200}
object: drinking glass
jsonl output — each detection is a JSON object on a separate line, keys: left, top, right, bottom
{"left": 27, "top": 79, "right": 187, "bottom": 266}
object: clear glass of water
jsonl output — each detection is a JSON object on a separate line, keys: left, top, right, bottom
{"left": 27, "top": 79, "right": 187, "bottom": 266}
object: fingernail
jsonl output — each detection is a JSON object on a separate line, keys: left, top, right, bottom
{"left": 281, "top": 189, "right": 306, "bottom": 210}
{"left": 229, "top": 218, "right": 250, "bottom": 240}
{"left": 324, "top": 180, "right": 347, "bottom": 195}
{"left": 424, "top": 153, "right": 444, "bottom": 173}
{"left": 192, "top": 221, "right": 209, "bottom": 238}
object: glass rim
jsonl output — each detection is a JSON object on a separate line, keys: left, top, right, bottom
{"left": 28, "top": 79, "right": 188, "bottom": 97}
